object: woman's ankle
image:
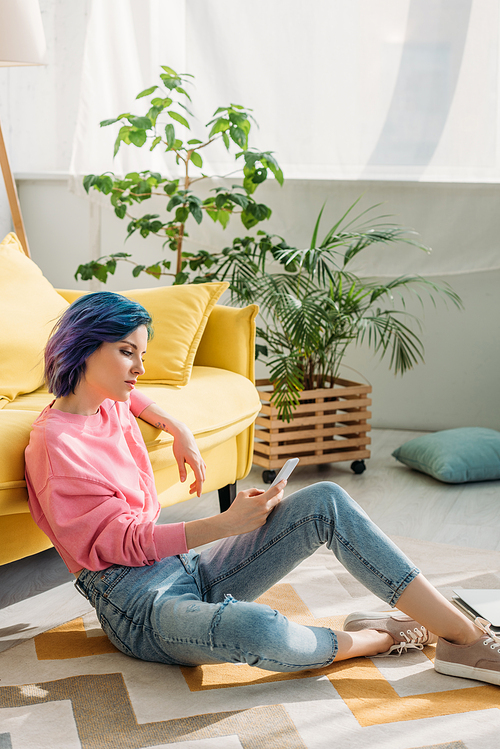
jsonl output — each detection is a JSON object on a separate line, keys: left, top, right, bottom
{"left": 372, "top": 630, "right": 396, "bottom": 654}
{"left": 445, "top": 620, "right": 483, "bottom": 646}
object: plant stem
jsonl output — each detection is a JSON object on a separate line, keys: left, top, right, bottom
{"left": 176, "top": 223, "right": 185, "bottom": 273}
{"left": 174, "top": 153, "right": 192, "bottom": 274}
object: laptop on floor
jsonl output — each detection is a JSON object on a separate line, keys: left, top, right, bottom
{"left": 452, "top": 588, "right": 500, "bottom": 633}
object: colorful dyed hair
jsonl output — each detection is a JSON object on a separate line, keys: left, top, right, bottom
{"left": 45, "top": 292, "right": 153, "bottom": 397}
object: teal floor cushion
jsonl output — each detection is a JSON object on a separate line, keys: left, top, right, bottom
{"left": 392, "top": 427, "right": 500, "bottom": 483}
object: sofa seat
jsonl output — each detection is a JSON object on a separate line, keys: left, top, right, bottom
{"left": 0, "top": 366, "right": 261, "bottom": 520}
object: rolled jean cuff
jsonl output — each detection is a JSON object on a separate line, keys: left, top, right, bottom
{"left": 326, "top": 627, "right": 339, "bottom": 664}
{"left": 388, "top": 566, "right": 421, "bottom": 607}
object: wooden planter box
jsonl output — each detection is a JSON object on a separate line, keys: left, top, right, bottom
{"left": 253, "top": 377, "right": 372, "bottom": 472}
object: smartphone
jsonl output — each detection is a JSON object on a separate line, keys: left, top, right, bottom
{"left": 270, "top": 458, "right": 299, "bottom": 487}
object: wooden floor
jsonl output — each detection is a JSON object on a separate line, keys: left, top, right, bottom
{"left": 2, "top": 428, "right": 500, "bottom": 611}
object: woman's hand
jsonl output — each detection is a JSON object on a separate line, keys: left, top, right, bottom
{"left": 139, "top": 404, "right": 206, "bottom": 496}
{"left": 171, "top": 422, "right": 206, "bottom": 496}
{"left": 221, "top": 480, "right": 286, "bottom": 535}
{"left": 184, "top": 480, "right": 287, "bottom": 549}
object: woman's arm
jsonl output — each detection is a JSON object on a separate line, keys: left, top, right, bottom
{"left": 32, "top": 476, "right": 189, "bottom": 571}
{"left": 138, "top": 402, "right": 206, "bottom": 497}
{"left": 137, "top": 400, "right": 286, "bottom": 549}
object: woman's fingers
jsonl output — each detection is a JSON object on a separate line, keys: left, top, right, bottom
{"left": 186, "top": 457, "right": 206, "bottom": 496}
{"left": 225, "top": 480, "right": 287, "bottom": 533}
{"left": 173, "top": 436, "right": 206, "bottom": 496}
{"left": 263, "top": 479, "right": 286, "bottom": 507}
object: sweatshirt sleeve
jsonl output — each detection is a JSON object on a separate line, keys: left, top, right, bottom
{"left": 129, "top": 388, "right": 155, "bottom": 417}
{"left": 37, "top": 476, "right": 187, "bottom": 572}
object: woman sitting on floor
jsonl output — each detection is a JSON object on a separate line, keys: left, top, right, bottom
{"left": 24, "top": 292, "right": 500, "bottom": 685}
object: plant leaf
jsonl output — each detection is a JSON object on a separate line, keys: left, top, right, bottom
{"left": 165, "top": 123, "right": 175, "bottom": 148}
{"left": 191, "top": 151, "right": 203, "bottom": 168}
{"left": 168, "top": 110, "right": 190, "bottom": 129}
{"left": 310, "top": 203, "right": 326, "bottom": 249}
{"left": 136, "top": 85, "right": 158, "bottom": 99}
{"left": 129, "top": 129, "right": 147, "bottom": 147}
{"left": 127, "top": 115, "right": 153, "bottom": 129}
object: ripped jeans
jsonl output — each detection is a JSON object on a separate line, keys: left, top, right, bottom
{"left": 75, "top": 481, "right": 419, "bottom": 672}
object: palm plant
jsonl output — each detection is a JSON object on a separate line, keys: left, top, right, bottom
{"left": 214, "top": 199, "right": 463, "bottom": 421}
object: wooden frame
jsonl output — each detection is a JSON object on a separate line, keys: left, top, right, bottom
{"left": 0, "top": 116, "right": 30, "bottom": 257}
{"left": 253, "top": 377, "right": 372, "bottom": 471}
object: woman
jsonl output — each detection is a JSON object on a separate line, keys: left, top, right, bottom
{"left": 25, "top": 292, "right": 500, "bottom": 684}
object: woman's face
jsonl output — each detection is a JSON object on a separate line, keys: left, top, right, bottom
{"left": 81, "top": 325, "right": 148, "bottom": 403}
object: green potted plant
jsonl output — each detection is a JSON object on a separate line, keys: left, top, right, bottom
{"left": 75, "top": 65, "right": 462, "bottom": 481}
{"left": 76, "top": 65, "right": 283, "bottom": 285}
{"left": 211, "top": 200, "right": 463, "bottom": 480}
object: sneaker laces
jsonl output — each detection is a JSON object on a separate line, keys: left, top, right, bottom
{"left": 475, "top": 617, "right": 500, "bottom": 652}
{"left": 395, "top": 626, "right": 429, "bottom": 653}
{"left": 380, "top": 625, "right": 430, "bottom": 656}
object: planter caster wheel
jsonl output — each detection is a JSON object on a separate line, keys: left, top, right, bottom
{"left": 262, "top": 470, "right": 277, "bottom": 484}
{"left": 351, "top": 460, "right": 366, "bottom": 475}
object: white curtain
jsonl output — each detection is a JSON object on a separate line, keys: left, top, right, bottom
{"left": 69, "top": 0, "right": 500, "bottom": 273}
{"left": 71, "top": 0, "right": 500, "bottom": 182}
{"left": 69, "top": 0, "right": 183, "bottom": 182}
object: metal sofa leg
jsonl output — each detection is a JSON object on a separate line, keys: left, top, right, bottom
{"left": 218, "top": 482, "right": 237, "bottom": 512}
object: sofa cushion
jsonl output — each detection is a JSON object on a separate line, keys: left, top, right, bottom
{"left": 0, "top": 233, "right": 69, "bottom": 406}
{"left": 56, "top": 282, "right": 229, "bottom": 386}
{"left": 0, "top": 367, "right": 260, "bottom": 515}
{"left": 123, "top": 282, "right": 228, "bottom": 386}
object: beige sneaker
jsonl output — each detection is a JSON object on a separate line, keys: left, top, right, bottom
{"left": 343, "top": 610, "right": 438, "bottom": 656}
{"left": 434, "top": 617, "right": 500, "bottom": 686}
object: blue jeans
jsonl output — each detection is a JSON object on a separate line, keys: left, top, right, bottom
{"left": 75, "top": 481, "right": 419, "bottom": 672}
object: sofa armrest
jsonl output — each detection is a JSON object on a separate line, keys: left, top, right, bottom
{"left": 194, "top": 304, "right": 258, "bottom": 383}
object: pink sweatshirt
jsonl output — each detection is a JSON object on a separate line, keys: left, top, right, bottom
{"left": 24, "top": 389, "right": 187, "bottom": 573}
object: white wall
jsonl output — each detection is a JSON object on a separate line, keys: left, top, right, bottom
{"left": 1, "top": 0, "right": 499, "bottom": 431}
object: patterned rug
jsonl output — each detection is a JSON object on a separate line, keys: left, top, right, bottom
{"left": 1, "top": 536, "right": 500, "bottom": 749}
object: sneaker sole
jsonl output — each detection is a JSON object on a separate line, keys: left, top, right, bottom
{"left": 435, "top": 658, "right": 500, "bottom": 686}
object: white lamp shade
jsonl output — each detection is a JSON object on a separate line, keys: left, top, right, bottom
{"left": 0, "top": 0, "right": 46, "bottom": 66}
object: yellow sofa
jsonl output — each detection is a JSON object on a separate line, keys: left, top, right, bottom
{"left": 0, "top": 233, "right": 261, "bottom": 566}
